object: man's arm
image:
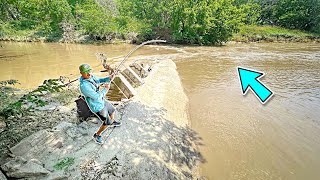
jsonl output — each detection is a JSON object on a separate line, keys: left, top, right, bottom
{"left": 80, "top": 82, "right": 107, "bottom": 100}
{"left": 93, "top": 74, "right": 115, "bottom": 84}
{"left": 97, "top": 76, "right": 111, "bottom": 84}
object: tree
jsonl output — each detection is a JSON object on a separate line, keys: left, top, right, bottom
{"left": 75, "top": 0, "right": 117, "bottom": 39}
{"left": 117, "top": 0, "right": 243, "bottom": 44}
{"left": 273, "top": 0, "right": 315, "bottom": 30}
{"left": 255, "top": 0, "right": 320, "bottom": 32}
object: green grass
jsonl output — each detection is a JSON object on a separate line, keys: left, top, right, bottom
{"left": 53, "top": 157, "right": 75, "bottom": 170}
{"left": 233, "top": 25, "right": 320, "bottom": 42}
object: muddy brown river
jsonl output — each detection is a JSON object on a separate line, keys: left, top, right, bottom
{"left": 176, "top": 43, "right": 320, "bottom": 179}
{"left": 0, "top": 42, "right": 176, "bottom": 89}
{"left": 1, "top": 42, "right": 320, "bottom": 179}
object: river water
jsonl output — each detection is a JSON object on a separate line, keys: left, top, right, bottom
{"left": 0, "top": 42, "right": 176, "bottom": 89}
{"left": 175, "top": 43, "right": 320, "bottom": 179}
{"left": 1, "top": 42, "right": 320, "bottom": 179}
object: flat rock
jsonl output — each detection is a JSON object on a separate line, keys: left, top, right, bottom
{"left": 10, "top": 130, "right": 54, "bottom": 157}
{"left": 56, "top": 106, "right": 71, "bottom": 113}
{"left": 0, "top": 170, "right": 7, "bottom": 180}
{"left": 51, "top": 121, "right": 73, "bottom": 132}
{"left": 2, "top": 157, "right": 49, "bottom": 178}
{"left": 1, "top": 156, "right": 27, "bottom": 172}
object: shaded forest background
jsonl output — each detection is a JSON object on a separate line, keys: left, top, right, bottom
{"left": 0, "top": 0, "right": 319, "bottom": 44}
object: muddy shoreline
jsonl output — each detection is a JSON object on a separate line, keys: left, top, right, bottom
{"left": 1, "top": 32, "right": 320, "bottom": 45}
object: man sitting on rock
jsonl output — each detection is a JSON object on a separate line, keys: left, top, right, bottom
{"left": 79, "top": 64, "right": 121, "bottom": 144}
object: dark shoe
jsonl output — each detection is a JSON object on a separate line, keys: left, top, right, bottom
{"left": 111, "top": 120, "right": 122, "bottom": 127}
{"left": 93, "top": 133, "right": 103, "bottom": 144}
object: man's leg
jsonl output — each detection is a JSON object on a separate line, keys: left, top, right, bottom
{"left": 93, "top": 122, "right": 107, "bottom": 144}
{"left": 106, "top": 101, "right": 121, "bottom": 126}
{"left": 106, "top": 100, "right": 115, "bottom": 121}
{"left": 96, "top": 124, "right": 107, "bottom": 136}
{"left": 95, "top": 109, "right": 111, "bottom": 136}
{"left": 93, "top": 104, "right": 111, "bottom": 144}
{"left": 109, "top": 112, "right": 115, "bottom": 121}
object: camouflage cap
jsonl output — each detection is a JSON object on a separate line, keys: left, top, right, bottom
{"left": 79, "top": 64, "right": 92, "bottom": 74}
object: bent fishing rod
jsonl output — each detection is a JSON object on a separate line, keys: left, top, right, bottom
{"left": 109, "top": 40, "right": 166, "bottom": 80}
{"left": 115, "top": 40, "right": 166, "bottom": 73}
{"left": 63, "top": 40, "right": 166, "bottom": 87}
{"left": 103, "top": 40, "right": 166, "bottom": 92}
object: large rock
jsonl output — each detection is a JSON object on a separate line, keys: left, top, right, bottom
{"left": 0, "top": 170, "right": 7, "bottom": 180}
{"left": 1, "top": 157, "right": 49, "bottom": 178}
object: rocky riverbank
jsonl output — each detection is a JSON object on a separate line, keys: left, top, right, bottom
{"left": 0, "top": 88, "right": 80, "bottom": 164}
{"left": 0, "top": 59, "right": 204, "bottom": 179}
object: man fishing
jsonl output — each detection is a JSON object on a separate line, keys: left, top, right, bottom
{"left": 79, "top": 64, "right": 121, "bottom": 144}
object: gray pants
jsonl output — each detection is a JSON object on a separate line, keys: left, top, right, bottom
{"left": 97, "top": 100, "right": 115, "bottom": 125}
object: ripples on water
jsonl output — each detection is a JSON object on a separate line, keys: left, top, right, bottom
{"left": 176, "top": 43, "right": 320, "bottom": 179}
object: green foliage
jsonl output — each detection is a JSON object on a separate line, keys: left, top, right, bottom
{"left": 53, "top": 157, "right": 75, "bottom": 170}
{"left": 117, "top": 0, "right": 243, "bottom": 45}
{"left": 238, "top": 2, "right": 261, "bottom": 25}
{"left": 0, "top": 0, "right": 73, "bottom": 38}
{"left": 1, "top": 0, "right": 319, "bottom": 43}
{"left": 0, "top": 80, "right": 20, "bottom": 114}
{"left": 0, "top": 78, "right": 64, "bottom": 118}
{"left": 272, "top": 0, "right": 315, "bottom": 31}
{"left": 254, "top": 0, "right": 320, "bottom": 33}
{"left": 0, "top": 79, "right": 19, "bottom": 86}
{"left": 75, "top": 0, "right": 117, "bottom": 39}
{"left": 33, "top": 79, "right": 64, "bottom": 94}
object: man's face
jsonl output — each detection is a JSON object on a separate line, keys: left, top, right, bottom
{"left": 80, "top": 72, "right": 91, "bottom": 79}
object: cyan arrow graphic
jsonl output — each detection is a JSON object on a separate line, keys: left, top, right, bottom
{"left": 237, "top": 67, "right": 273, "bottom": 104}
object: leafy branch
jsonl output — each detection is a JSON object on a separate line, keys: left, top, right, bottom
{"left": 0, "top": 78, "right": 65, "bottom": 118}
{"left": 0, "top": 79, "right": 19, "bottom": 86}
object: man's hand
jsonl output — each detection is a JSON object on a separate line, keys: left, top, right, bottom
{"left": 100, "top": 83, "right": 109, "bottom": 90}
{"left": 109, "top": 73, "right": 115, "bottom": 80}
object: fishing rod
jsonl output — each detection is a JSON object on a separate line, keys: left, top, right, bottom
{"left": 104, "top": 40, "right": 166, "bottom": 89}
{"left": 62, "top": 40, "right": 166, "bottom": 87}
{"left": 114, "top": 40, "right": 166, "bottom": 74}
{"left": 100, "top": 40, "right": 166, "bottom": 103}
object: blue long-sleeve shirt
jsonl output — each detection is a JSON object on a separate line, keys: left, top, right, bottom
{"left": 79, "top": 75, "right": 110, "bottom": 112}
